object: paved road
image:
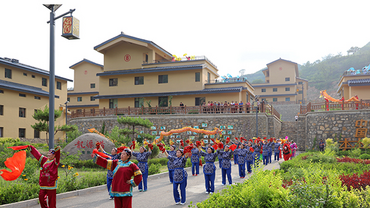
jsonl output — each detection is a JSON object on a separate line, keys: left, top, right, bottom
{"left": 29, "top": 159, "right": 284, "bottom": 208}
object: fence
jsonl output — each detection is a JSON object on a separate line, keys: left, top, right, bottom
{"left": 300, "top": 100, "right": 370, "bottom": 114}
{"left": 69, "top": 103, "right": 280, "bottom": 120}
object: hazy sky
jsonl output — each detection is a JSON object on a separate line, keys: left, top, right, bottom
{"left": 1, "top": 0, "right": 369, "bottom": 88}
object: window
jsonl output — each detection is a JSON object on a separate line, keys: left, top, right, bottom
{"left": 90, "top": 96, "right": 95, "bottom": 101}
{"left": 90, "top": 83, "right": 95, "bottom": 88}
{"left": 67, "top": 97, "right": 70, "bottom": 102}
{"left": 5, "top": 69, "right": 12, "bottom": 79}
{"left": 195, "top": 97, "right": 205, "bottom": 106}
{"left": 77, "top": 97, "right": 82, "bottom": 102}
{"left": 0, "top": 90, "right": 3, "bottom": 93}
{"left": 19, "top": 108, "right": 26, "bottom": 118}
{"left": 207, "top": 72, "right": 210, "bottom": 83}
{"left": 19, "top": 93, "right": 26, "bottom": 97}
{"left": 158, "top": 96, "right": 168, "bottom": 107}
{"left": 109, "top": 78, "right": 118, "bottom": 86}
{"left": 32, "top": 75, "right": 35, "bottom": 78}
{"left": 34, "top": 96, "right": 41, "bottom": 100}
{"left": 19, "top": 128, "right": 26, "bottom": 138}
{"left": 0, "top": 127, "right": 3, "bottom": 137}
{"left": 285, "top": 77, "right": 290, "bottom": 81}
{"left": 34, "top": 129, "right": 40, "bottom": 138}
{"left": 0, "top": 105, "right": 3, "bottom": 115}
{"left": 77, "top": 109, "right": 82, "bottom": 113}
{"left": 23, "top": 73, "right": 27, "bottom": 76}
{"left": 273, "top": 98, "right": 277, "bottom": 102}
{"left": 285, "top": 87, "right": 290, "bottom": 91}
{"left": 135, "top": 76, "right": 144, "bottom": 85}
{"left": 143, "top": 53, "right": 148, "bottom": 63}
{"left": 57, "top": 81, "right": 61, "bottom": 90}
{"left": 195, "top": 72, "right": 200, "bottom": 82}
{"left": 285, "top": 98, "right": 290, "bottom": 101}
{"left": 298, "top": 81, "right": 303, "bottom": 85}
{"left": 261, "top": 88, "right": 266, "bottom": 92}
{"left": 158, "top": 75, "right": 168, "bottom": 84}
{"left": 134, "top": 98, "right": 144, "bottom": 108}
{"left": 42, "top": 78, "right": 47, "bottom": 87}
{"left": 273, "top": 88, "right": 277, "bottom": 92}
{"left": 109, "top": 99, "right": 118, "bottom": 109}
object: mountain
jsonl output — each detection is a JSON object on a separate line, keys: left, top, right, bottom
{"left": 245, "top": 42, "right": 370, "bottom": 102}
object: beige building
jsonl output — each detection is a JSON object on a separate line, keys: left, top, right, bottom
{"left": 68, "top": 33, "right": 256, "bottom": 111}
{"left": 0, "top": 57, "right": 71, "bottom": 140}
{"left": 253, "top": 58, "right": 308, "bottom": 104}
{"left": 337, "top": 66, "right": 370, "bottom": 100}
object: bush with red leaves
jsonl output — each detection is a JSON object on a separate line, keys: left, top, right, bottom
{"left": 336, "top": 157, "right": 370, "bottom": 164}
{"left": 339, "top": 170, "right": 370, "bottom": 191}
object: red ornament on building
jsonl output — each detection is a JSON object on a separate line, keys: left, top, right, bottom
{"left": 124, "top": 54, "right": 131, "bottom": 62}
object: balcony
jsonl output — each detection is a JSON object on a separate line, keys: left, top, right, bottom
{"left": 143, "top": 55, "right": 217, "bottom": 69}
{"left": 206, "top": 77, "right": 248, "bottom": 84}
{"left": 342, "top": 69, "right": 370, "bottom": 76}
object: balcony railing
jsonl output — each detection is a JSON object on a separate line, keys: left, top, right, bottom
{"left": 342, "top": 70, "right": 370, "bottom": 76}
{"left": 143, "top": 55, "right": 217, "bottom": 69}
{"left": 69, "top": 103, "right": 280, "bottom": 120}
{"left": 300, "top": 99, "right": 370, "bottom": 114}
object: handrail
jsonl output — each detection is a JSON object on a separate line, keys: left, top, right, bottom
{"left": 300, "top": 100, "right": 370, "bottom": 114}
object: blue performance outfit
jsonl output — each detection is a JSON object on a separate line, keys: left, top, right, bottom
{"left": 262, "top": 142, "right": 273, "bottom": 165}
{"left": 234, "top": 147, "right": 247, "bottom": 178}
{"left": 218, "top": 150, "right": 233, "bottom": 185}
{"left": 245, "top": 146, "right": 254, "bottom": 173}
{"left": 102, "top": 150, "right": 121, "bottom": 198}
{"left": 268, "top": 142, "right": 273, "bottom": 163}
{"left": 253, "top": 143, "right": 261, "bottom": 166}
{"left": 191, "top": 147, "right": 200, "bottom": 175}
{"left": 199, "top": 150, "right": 218, "bottom": 193}
{"left": 167, "top": 155, "right": 188, "bottom": 204}
{"left": 274, "top": 143, "right": 281, "bottom": 161}
{"left": 167, "top": 150, "right": 176, "bottom": 183}
{"left": 233, "top": 142, "right": 239, "bottom": 165}
{"left": 132, "top": 151, "right": 152, "bottom": 191}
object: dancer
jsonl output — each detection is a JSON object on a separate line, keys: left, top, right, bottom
{"left": 100, "top": 146, "right": 120, "bottom": 199}
{"left": 131, "top": 146, "right": 152, "bottom": 192}
{"left": 191, "top": 144, "right": 200, "bottom": 176}
{"left": 273, "top": 139, "right": 281, "bottom": 161}
{"left": 262, "top": 139, "right": 273, "bottom": 165}
{"left": 253, "top": 140, "right": 262, "bottom": 166}
{"left": 29, "top": 145, "right": 60, "bottom": 208}
{"left": 245, "top": 140, "right": 254, "bottom": 174}
{"left": 218, "top": 144, "right": 233, "bottom": 185}
{"left": 93, "top": 148, "right": 142, "bottom": 208}
{"left": 290, "top": 141, "right": 297, "bottom": 158}
{"left": 167, "top": 145, "right": 177, "bottom": 183}
{"left": 163, "top": 148, "right": 189, "bottom": 205}
{"left": 233, "top": 138, "right": 239, "bottom": 165}
{"left": 283, "top": 143, "right": 291, "bottom": 161}
{"left": 198, "top": 145, "right": 218, "bottom": 194}
{"left": 234, "top": 142, "right": 247, "bottom": 178}
{"left": 268, "top": 138, "right": 273, "bottom": 163}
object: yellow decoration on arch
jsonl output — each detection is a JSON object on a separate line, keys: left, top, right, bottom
{"left": 153, "top": 127, "right": 222, "bottom": 144}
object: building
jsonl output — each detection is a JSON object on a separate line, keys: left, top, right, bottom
{"left": 252, "top": 58, "right": 308, "bottom": 104}
{"left": 67, "top": 32, "right": 256, "bottom": 112}
{"left": 0, "top": 57, "right": 72, "bottom": 140}
{"left": 337, "top": 66, "right": 370, "bottom": 100}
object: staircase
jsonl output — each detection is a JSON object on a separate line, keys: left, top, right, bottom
{"left": 273, "top": 104, "right": 301, "bottom": 121}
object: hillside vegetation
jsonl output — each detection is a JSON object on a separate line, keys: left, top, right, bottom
{"left": 246, "top": 42, "right": 370, "bottom": 102}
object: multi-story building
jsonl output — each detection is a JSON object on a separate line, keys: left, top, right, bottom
{"left": 337, "top": 66, "right": 370, "bottom": 100}
{"left": 0, "top": 57, "right": 71, "bottom": 140}
{"left": 253, "top": 58, "right": 308, "bottom": 104}
{"left": 67, "top": 33, "right": 256, "bottom": 111}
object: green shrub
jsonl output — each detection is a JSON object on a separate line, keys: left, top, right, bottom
{"left": 148, "top": 163, "right": 160, "bottom": 175}
{"left": 350, "top": 148, "right": 362, "bottom": 158}
{"left": 359, "top": 154, "right": 370, "bottom": 160}
{"left": 149, "top": 145, "right": 159, "bottom": 159}
{"left": 337, "top": 150, "right": 350, "bottom": 157}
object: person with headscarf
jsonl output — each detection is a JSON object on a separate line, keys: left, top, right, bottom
{"left": 274, "top": 139, "right": 281, "bottom": 161}
{"left": 93, "top": 148, "right": 142, "bottom": 208}
{"left": 218, "top": 145, "right": 233, "bottom": 185}
{"left": 100, "top": 146, "right": 120, "bottom": 199}
{"left": 130, "top": 146, "right": 152, "bottom": 192}
{"left": 198, "top": 145, "right": 218, "bottom": 194}
{"left": 253, "top": 140, "right": 262, "bottom": 166}
{"left": 245, "top": 141, "right": 254, "bottom": 174}
{"left": 290, "top": 141, "right": 297, "bottom": 158}
{"left": 262, "top": 139, "right": 273, "bottom": 165}
{"left": 29, "top": 145, "right": 61, "bottom": 208}
{"left": 234, "top": 142, "right": 247, "bottom": 178}
{"left": 163, "top": 148, "right": 190, "bottom": 205}
{"left": 167, "top": 145, "right": 177, "bottom": 183}
{"left": 191, "top": 144, "right": 200, "bottom": 176}
{"left": 283, "top": 143, "right": 291, "bottom": 161}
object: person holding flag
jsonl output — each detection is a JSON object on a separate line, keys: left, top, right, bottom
{"left": 130, "top": 145, "right": 152, "bottom": 192}
{"left": 198, "top": 144, "right": 218, "bottom": 194}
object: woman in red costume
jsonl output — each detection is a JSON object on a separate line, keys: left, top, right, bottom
{"left": 29, "top": 145, "right": 61, "bottom": 208}
{"left": 282, "top": 143, "right": 291, "bottom": 161}
{"left": 93, "top": 148, "right": 142, "bottom": 208}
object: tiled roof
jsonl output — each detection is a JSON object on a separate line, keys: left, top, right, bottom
{"left": 67, "top": 91, "right": 99, "bottom": 95}
{"left": 0, "top": 57, "right": 73, "bottom": 82}
{"left": 94, "top": 87, "right": 243, "bottom": 99}
{"left": 0, "top": 79, "right": 59, "bottom": 98}
{"left": 94, "top": 33, "right": 172, "bottom": 57}
{"left": 69, "top": 59, "right": 103, "bottom": 68}
{"left": 252, "top": 83, "right": 297, "bottom": 87}
{"left": 266, "top": 58, "right": 297, "bottom": 66}
{"left": 96, "top": 64, "right": 204, "bottom": 76}
{"left": 348, "top": 79, "right": 370, "bottom": 86}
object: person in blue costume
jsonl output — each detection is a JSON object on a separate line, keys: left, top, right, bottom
{"left": 262, "top": 140, "right": 273, "bottom": 165}
{"left": 274, "top": 139, "right": 281, "bottom": 161}
{"left": 131, "top": 146, "right": 152, "bottom": 192}
{"left": 245, "top": 141, "right": 254, "bottom": 174}
{"left": 167, "top": 145, "right": 177, "bottom": 183}
{"left": 234, "top": 142, "right": 248, "bottom": 178}
{"left": 191, "top": 145, "right": 200, "bottom": 176}
{"left": 198, "top": 145, "right": 218, "bottom": 194}
{"left": 99, "top": 146, "right": 121, "bottom": 199}
{"left": 253, "top": 141, "right": 262, "bottom": 167}
{"left": 233, "top": 139, "right": 239, "bottom": 165}
{"left": 268, "top": 139, "right": 273, "bottom": 163}
{"left": 163, "top": 148, "right": 189, "bottom": 205}
{"left": 218, "top": 145, "right": 233, "bottom": 185}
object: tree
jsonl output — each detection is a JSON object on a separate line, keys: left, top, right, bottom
{"left": 251, "top": 79, "right": 264, "bottom": 84}
{"left": 31, "top": 105, "right": 78, "bottom": 144}
{"left": 117, "top": 116, "right": 155, "bottom": 144}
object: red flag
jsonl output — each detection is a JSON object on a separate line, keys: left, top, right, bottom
{"left": 196, "top": 141, "right": 201, "bottom": 147}
{"left": 148, "top": 144, "right": 154, "bottom": 150}
{"left": 7, "top": 145, "right": 29, "bottom": 150}
{"left": 249, "top": 147, "right": 254, "bottom": 152}
{"left": 199, "top": 159, "right": 203, "bottom": 166}
{"left": 226, "top": 137, "right": 230, "bottom": 144}
{"left": 212, "top": 144, "right": 218, "bottom": 150}
{"left": 229, "top": 144, "right": 237, "bottom": 151}
{"left": 218, "top": 142, "right": 224, "bottom": 150}
{"left": 0, "top": 151, "right": 26, "bottom": 181}
{"left": 92, "top": 149, "right": 110, "bottom": 158}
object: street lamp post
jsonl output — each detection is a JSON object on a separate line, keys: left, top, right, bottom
{"left": 44, "top": 4, "right": 77, "bottom": 150}
{"left": 65, "top": 101, "right": 69, "bottom": 142}
{"left": 253, "top": 96, "right": 259, "bottom": 138}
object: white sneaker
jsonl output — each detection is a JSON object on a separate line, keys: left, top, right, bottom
{"left": 175, "top": 202, "right": 180, "bottom": 205}
{"left": 180, "top": 202, "right": 186, "bottom": 205}
{"left": 205, "top": 191, "right": 209, "bottom": 194}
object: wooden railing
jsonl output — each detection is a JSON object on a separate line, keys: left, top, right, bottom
{"left": 300, "top": 99, "right": 370, "bottom": 114}
{"left": 339, "top": 138, "right": 365, "bottom": 150}
{"left": 69, "top": 103, "right": 281, "bottom": 119}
